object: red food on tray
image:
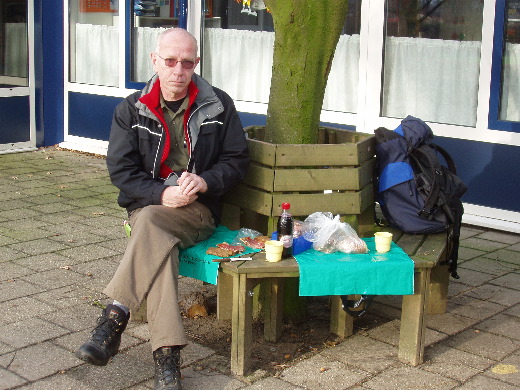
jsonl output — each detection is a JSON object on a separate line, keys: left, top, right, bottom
{"left": 206, "top": 247, "right": 234, "bottom": 257}
{"left": 239, "top": 236, "right": 265, "bottom": 249}
{"left": 216, "top": 242, "right": 245, "bottom": 254}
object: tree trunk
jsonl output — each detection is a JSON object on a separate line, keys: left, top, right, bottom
{"left": 263, "top": 0, "right": 350, "bottom": 144}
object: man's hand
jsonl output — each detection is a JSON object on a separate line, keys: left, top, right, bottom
{"left": 177, "top": 172, "right": 208, "bottom": 196}
{"left": 160, "top": 185, "right": 198, "bottom": 208}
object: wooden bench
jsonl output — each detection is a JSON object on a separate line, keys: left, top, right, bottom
{"left": 216, "top": 229, "right": 450, "bottom": 376}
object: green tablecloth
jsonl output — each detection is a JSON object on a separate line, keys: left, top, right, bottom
{"left": 294, "top": 237, "right": 414, "bottom": 296}
{"left": 179, "top": 225, "right": 261, "bottom": 284}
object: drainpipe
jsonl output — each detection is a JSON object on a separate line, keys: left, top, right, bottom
{"left": 179, "top": 0, "right": 188, "bottom": 29}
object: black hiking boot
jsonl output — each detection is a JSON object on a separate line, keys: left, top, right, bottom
{"left": 75, "top": 304, "right": 129, "bottom": 366}
{"left": 153, "top": 346, "right": 183, "bottom": 390}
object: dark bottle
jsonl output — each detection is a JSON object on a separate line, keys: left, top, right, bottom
{"left": 277, "top": 202, "right": 293, "bottom": 258}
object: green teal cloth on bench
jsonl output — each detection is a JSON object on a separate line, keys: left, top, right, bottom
{"left": 294, "top": 237, "right": 414, "bottom": 296}
{"left": 179, "top": 225, "right": 261, "bottom": 284}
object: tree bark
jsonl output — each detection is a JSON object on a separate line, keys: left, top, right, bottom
{"left": 263, "top": 0, "right": 350, "bottom": 144}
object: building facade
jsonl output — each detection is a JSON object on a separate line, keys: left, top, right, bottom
{"left": 1, "top": 0, "right": 519, "bottom": 232}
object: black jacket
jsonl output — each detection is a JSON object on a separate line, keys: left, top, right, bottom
{"left": 106, "top": 74, "right": 249, "bottom": 224}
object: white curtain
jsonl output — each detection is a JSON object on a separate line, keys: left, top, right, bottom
{"left": 72, "top": 26, "right": 520, "bottom": 125}
{"left": 500, "top": 43, "right": 520, "bottom": 122}
{"left": 202, "top": 28, "right": 360, "bottom": 112}
{"left": 74, "top": 25, "right": 166, "bottom": 85}
{"left": 4, "top": 23, "right": 28, "bottom": 77}
{"left": 382, "top": 37, "right": 481, "bottom": 127}
{"left": 75, "top": 24, "right": 118, "bottom": 87}
{"left": 132, "top": 27, "right": 166, "bottom": 82}
{"left": 203, "top": 28, "right": 274, "bottom": 103}
{"left": 134, "top": 27, "right": 166, "bottom": 83}
{"left": 323, "top": 34, "right": 360, "bottom": 113}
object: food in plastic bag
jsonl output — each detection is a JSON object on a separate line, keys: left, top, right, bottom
{"left": 293, "top": 219, "right": 303, "bottom": 237}
{"left": 232, "top": 228, "right": 269, "bottom": 249}
{"left": 232, "top": 228, "right": 262, "bottom": 245}
{"left": 301, "top": 212, "right": 368, "bottom": 254}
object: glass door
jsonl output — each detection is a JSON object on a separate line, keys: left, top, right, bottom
{"left": 0, "top": 0, "right": 32, "bottom": 151}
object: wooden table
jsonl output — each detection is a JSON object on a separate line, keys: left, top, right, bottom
{"left": 216, "top": 230, "right": 450, "bottom": 376}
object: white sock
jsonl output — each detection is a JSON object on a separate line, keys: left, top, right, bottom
{"left": 112, "top": 300, "right": 130, "bottom": 315}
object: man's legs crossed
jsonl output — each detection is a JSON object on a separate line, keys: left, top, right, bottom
{"left": 76, "top": 202, "right": 215, "bottom": 376}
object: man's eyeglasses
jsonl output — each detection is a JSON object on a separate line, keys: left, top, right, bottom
{"left": 155, "top": 53, "right": 196, "bottom": 70}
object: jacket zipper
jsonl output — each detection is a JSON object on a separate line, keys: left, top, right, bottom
{"left": 185, "top": 101, "right": 214, "bottom": 173}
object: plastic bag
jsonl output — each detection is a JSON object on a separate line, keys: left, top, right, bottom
{"left": 301, "top": 212, "right": 368, "bottom": 254}
{"left": 231, "top": 227, "right": 263, "bottom": 246}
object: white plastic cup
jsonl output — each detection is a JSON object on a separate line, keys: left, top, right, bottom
{"left": 374, "top": 232, "right": 393, "bottom": 253}
{"left": 265, "top": 240, "right": 284, "bottom": 262}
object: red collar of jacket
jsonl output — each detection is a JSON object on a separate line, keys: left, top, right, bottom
{"left": 139, "top": 77, "right": 199, "bottom": 180}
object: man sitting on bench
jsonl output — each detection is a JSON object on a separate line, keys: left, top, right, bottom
{"left": 75, "top": 28, "right": 249, "bottom": 390}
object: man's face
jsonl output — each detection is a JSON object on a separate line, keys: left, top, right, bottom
{"left": 152, "top": 32, "right": 200, "bottom": 101}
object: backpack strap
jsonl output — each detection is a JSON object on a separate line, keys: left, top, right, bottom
{"left": 410, "top": 146, "right": 443, "bottom": 218}
{"left": 427, "top": 144, "right": 464, "bottom": 278}
{"left": 429, "top": 143, "right": 458, "bottom": 174}
{"left": 446, "top": 199, "right": 464, "bottom": 279}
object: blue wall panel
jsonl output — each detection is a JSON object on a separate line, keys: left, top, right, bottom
{"left": 238, "top": 112, "right": 266, "bottom": 128}
{"left": 0, "top": 96, "right": 30, "bottom": 144}
{"left": 68, "top": 93, "right": 123, "bottom": 141}
{"left": 40, "top": 0, "right": 64, "bottom": 146}
{"left": 238, "top": 113, "right": 357, "bottom": 131}
{"left": 435, "top": 137, "right": 520, "bottom": 212}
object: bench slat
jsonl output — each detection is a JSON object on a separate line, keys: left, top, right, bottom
{"left": 414, "top": 232, "right": 448, "bottom": 266}
{"left": 395, "top": 233, "right": 426, "bottom": 256}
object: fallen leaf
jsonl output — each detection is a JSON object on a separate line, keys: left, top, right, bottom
{"left": 92, "top": 300, "right": 106, "bottom": 309}
{"left": 491, "top": 364, "right": 518, "bottom": 375}
{"left": 187, "top": 303, "right": 208, "bottom": 318}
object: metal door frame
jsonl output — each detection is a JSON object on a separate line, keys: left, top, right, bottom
{"left": 0, "top": 0, "right": 36, "bottom": 154}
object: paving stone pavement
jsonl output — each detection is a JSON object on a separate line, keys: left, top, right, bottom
{"left": 0, "top": 147, "right": 519, "bottom": 390}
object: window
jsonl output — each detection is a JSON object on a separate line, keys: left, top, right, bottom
{"left": 201, "top": 0, "right": 362, "bottom": 113}
{"left": 0, "top": 0, "right": 28, "bottom": 87}
{"left": 381, "top": 0, "right": 484, "bottom": 126}
{"left": 130, "top": 0, "right": 181, "bottom": 84}
{"left": 69, "top": 0, "right": 119, "bottom": 87}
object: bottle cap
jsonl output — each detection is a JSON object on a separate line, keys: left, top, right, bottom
{"left": 282, "top": 202, "right": 290, "bottom": 210}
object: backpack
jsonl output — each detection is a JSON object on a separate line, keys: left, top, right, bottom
{"left": 375, "top": 116, "right": 467, "bottom": 278}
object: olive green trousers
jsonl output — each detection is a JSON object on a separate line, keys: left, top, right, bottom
{"left": 104, "top": 202, "right": 215, "bottom": 351}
